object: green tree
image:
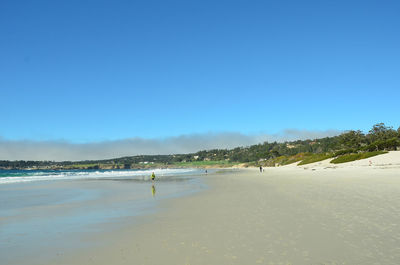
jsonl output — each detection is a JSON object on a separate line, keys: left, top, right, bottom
{"left": 368, "top": 123, "right": 397, "bottom": 143}
{"left": 339, "top": 130, "right": 365, "bottom": 149}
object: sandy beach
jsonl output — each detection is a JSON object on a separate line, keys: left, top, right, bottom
{"left": 20, "top": 151, "right": 397, "bottom": 265}
{"left": 3, "top": 1, "right": 399, "bottom": 264}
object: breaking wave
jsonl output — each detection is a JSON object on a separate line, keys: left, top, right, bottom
{"left": 0, "top": 168, "right": 199, "bottom": 184}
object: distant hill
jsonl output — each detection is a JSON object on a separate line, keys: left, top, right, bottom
{"left": 1, "top": 123, "right": 399, "bottom": 170}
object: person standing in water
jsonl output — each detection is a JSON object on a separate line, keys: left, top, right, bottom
{"left": 150, "top": 172, "right": 156, "bottom": 197}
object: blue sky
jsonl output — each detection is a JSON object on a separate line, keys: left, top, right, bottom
{"left": 1, "top": 0, "right": 399, "bottom": 144}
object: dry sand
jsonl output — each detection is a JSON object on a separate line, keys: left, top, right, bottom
{"left": 47, "top": 152, "right": 400, "bottom": 265}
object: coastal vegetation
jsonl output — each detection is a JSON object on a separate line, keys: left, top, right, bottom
{"left": 1, "top": 123, "right": 399, "bottom": 170}
{"left": 297, "top": 153, "right": 335, "bottom": 166}
{"left": 330, "top": 151, "right": 388, "bottom": 164}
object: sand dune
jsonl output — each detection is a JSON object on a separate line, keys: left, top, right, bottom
{"left": 285, "top": 150, "right": 400, "bottom": 170}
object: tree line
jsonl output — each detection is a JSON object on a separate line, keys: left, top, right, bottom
{"left": 1, "top": 123, "right": 399, "bottom": 169}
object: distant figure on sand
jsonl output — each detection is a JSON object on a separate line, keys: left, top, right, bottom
{"left": 151, "top": 172, "right": 156, "bottom": 182}
{"left": 151, "top": 184, "right": 156, "bottom": 197}
{"left": 259, "top": 166, "right": 263, "bottom": 173}
{"left": 205, "top": 170, "right": 208, "bottom": 174}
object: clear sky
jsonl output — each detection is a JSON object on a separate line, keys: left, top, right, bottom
{"left": 1, "top": 0, "right": 399, "bottom": 143}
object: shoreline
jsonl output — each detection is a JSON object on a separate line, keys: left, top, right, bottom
{"left": 3, "top": 151, "right": 400, "bottom": 265}
{"left": 43, "top": 164, "right": 400, "bottom": 265}
{"left": 0, "top": 172, "right": 207, "bottom": 265}
{"left": 2, "top": 151, "right": 399, "bottom": 171}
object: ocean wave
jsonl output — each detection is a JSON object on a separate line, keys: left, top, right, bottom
{"left": 0, "top": 168, "right": 198, "bottom": 184}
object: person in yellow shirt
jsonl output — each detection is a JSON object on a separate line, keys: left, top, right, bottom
{"left": 151, "top": 172, "right": 156, "bottom": 183}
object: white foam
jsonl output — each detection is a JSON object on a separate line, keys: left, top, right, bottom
{"left": 0, "top": 168, "right": 197, "bottom": 184}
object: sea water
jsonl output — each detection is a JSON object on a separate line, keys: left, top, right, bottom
{"left": 0, "top": 168, "right": 207, "bottom": 265}
{"left": 0, "top": 168, "right": 200, "bottom": 184}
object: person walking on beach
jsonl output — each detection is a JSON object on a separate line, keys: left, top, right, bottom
{"left": 151, "top": 172, "right": 156, "bottom": 183}
{"left": 259, "top": 166, "right": 263, "bottom": 173}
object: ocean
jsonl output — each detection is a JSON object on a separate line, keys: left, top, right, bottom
{"left": 0, "top": 168, "right": 207, "bottom": 265}
{"left": 0, "top": 168, "right": 202, "bottom": 184}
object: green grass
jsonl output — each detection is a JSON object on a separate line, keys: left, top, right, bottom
{"left": 297, "top": 153, "right": 334, "bottom": 165}
{"left": 62, "top": 163, "right": 125, "bottom": 169}
{"left": 282, "top": 153, "right": 311, "bottom": 165}
{"left": 63, "top": 163, "right": 99, "bottom": 169}
{"left": 262, "top": 156, "right": 287, "bottom": 167}
{"left": 265, "top": 153, "right": 311, "bottom": 167}
{"left": 330, "top": 151, "right": 387, "bottom": 164}
{"left": 172, "top": 160, "right": 239, "bottom": 167}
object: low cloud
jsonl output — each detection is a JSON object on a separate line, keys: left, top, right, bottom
{"left": 0, "top": 129, "right": 341, "bottom": 161}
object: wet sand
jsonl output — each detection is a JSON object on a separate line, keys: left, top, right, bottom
{"left": 0, "top": 175, "right": 204, "bottom": 265}
{"left": 44, "top": 155, "right": 400, "bottom": 265}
